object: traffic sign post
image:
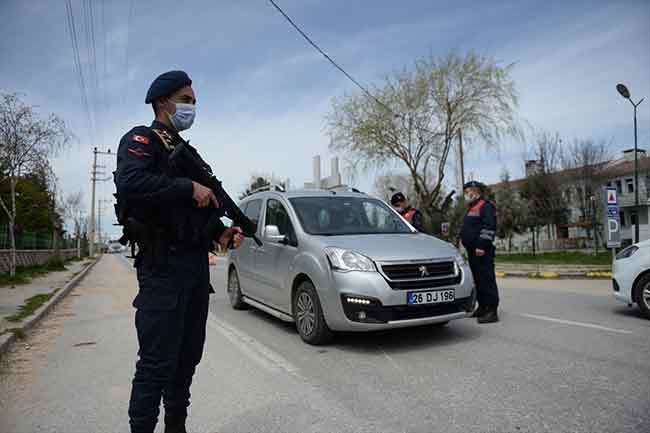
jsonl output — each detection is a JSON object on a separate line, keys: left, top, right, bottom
{"left": 602, "top": 187, "right": 621, "bottom": 251}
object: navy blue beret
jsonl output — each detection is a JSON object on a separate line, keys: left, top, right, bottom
{"left": 463, "top": 180, "right": 484, "bottom": 190}
{"left": 145, "top": 70, "right": 192, "bottom": 104}
{"left": 391, "top": 192, "right": 406, "bottom": 205}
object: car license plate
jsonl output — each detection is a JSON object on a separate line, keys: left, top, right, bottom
{"left": 407, "top": 289, "right": 455, "bottom": 305}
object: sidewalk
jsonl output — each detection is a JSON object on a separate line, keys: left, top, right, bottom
{"left": 0, "top": 258, "right": 95, "bottom": 353}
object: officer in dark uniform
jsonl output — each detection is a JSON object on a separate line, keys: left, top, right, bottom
{"left": 391, "top": 192, "right": 425, "bottom": 232}
{"left": 460, "top": 181, "right": 499, "bottom": 323}
{"left": 115, "top": 70, "right": 243, "bottom": 433}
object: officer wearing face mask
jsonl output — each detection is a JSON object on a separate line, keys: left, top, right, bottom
{"left": 460, "top": 181, "right": 499, "bottom": 323}
{"left": 115, "top": 70, "right": 243, "bottom": 433}
{"left": 390, "top": 192, "right": 425, "bottom": 233}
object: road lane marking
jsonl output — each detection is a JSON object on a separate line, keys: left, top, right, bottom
{"left": 206, "top": 312, "right": 303, "bottom": 378}
{"left": 517, "top": 313, "right": 634, "bottom": 335}
{"left": 115, "top": 257, "right": 302, "bottom": 377}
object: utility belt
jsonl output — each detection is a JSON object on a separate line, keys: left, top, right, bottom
{"left": 121, "top": 216, "right": 208, "bottom": 267}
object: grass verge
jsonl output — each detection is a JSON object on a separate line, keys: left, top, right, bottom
{"left": 0, "top": 327, "right": 27, "bottom": 339}
{"left": 5, "top": 289, "right": 59, "bottom": 322}
{"left": 0, "top": 257, "right": 83, "bottom": 286}
{"left": 496, "top": 251, "right": 611, "bottom": 266}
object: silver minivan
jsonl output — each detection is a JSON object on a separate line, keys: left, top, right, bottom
{"left": 226, "top": 189, "right": 476, "bottom": 344}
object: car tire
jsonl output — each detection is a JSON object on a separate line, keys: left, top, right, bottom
{"left": 633, "top": 273, "right": 650, "bottom": 320}
{"left": 227, "top": 268, "right": 247, "bottom": 310}
{"left": 293, "top": 280, "right": 333, "bottom": 345}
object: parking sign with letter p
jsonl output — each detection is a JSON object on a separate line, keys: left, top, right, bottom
{"left": 602, "top": 187, "right": 621, "bottom": 248}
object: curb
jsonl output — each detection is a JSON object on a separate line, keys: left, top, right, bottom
{"left": 0, "top": 257, "right": 99, "bottom": 359}
{"left": 496, "top": 270, "right": 612, "bottom": 279}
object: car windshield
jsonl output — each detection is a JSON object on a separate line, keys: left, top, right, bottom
{"left": 289, "top": 196, "right": 413, "bottom": 235}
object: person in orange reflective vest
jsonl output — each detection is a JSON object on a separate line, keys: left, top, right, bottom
{"left": 460, "top": 181, "right": 499, "bottom": 323}
{"left": 390, "top": 192, "right": 425, "bottom": 233}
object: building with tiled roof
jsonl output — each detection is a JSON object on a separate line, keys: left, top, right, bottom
{"left": 489, "top": 149, "right": 650, "bottom": 251}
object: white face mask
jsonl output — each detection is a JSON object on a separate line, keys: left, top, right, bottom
{"left": 464, "top": 192, "right": 477, "bottom": 202}
{"left": 168, "top": 103, "right": 196, "bottom": 131}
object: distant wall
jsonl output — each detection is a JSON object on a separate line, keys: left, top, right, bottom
{"left": 0, "top": 249, "right": 78, "bottom": 274}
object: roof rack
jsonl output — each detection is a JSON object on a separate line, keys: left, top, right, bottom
{"left": 328, "top": 186, "right": 364, "bottom": 194}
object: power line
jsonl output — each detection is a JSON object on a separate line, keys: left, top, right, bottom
{"left": 124, "top": 0, "right": 135, "bottom": 107}
{"left": 82, "top": 0, "right": 99, "bottom": 143}
{"left": 100, "top": 0, "right": 108, "bottom": 146}
{"left": 64, "top": 0, "right": 93, "bottom": 138}
{"left": 267, "top": 0, "right": 396, "bottom": 116}
{"left": 88, "top": 0, "right": 100, "bottom": 121}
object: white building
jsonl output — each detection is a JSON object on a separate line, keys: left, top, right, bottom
{"left": 491, "top": 149, "right": 650, "bottom": 251}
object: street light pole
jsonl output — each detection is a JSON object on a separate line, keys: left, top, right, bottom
{"left": 590, "top": 195, "right": 598, "bottom": 255}
{"left": 616, "top": 83, "right": 645, "bottom": 243}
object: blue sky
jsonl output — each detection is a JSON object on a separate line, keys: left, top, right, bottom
{"left": 1, "top": 0, "right": 649, "bottom": 237}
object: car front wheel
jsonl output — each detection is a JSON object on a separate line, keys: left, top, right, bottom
{"left": 227, "top": 268, "right": 247, "bottom": 310}
{"left": 293, "top": 280, "right": 333, "bottom": 345}
{"left": 633, "top": 273, "right": 650, "bottom": 319}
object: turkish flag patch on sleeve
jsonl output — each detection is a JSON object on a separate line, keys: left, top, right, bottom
{"left": 133, "top": 134, "right": 149, "bottom": 145}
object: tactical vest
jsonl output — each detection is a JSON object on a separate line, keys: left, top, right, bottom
{"left": 401, "top": 208, "right": 417, "bottom": 222}
{"left": 114, "top": 126, "right": 211, "bottom": 263}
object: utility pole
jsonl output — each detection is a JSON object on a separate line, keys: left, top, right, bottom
{"left": 77, "top": 209, "right": 82, "bottom": 258}
{"left": 97, "top": 198, "right": 111, "bottom": 248}
{"left": 89, "top": 147, "right": 113, "bottom": 256}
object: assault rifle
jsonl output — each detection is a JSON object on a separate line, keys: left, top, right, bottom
{"left": 168, "top": 139, "right": 262, "bottom": 248}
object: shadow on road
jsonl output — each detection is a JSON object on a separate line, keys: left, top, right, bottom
{"left": 242, "top": 308, "right": 298, "bottom": 335}
{"left": 239, "top": 306, "right": 483, "bottom": 353}
{"left": 333, "top": 320, "right": 483, "bottom": 354}
{"left": 611, "top": 305, "right": 649, "bottom": 322}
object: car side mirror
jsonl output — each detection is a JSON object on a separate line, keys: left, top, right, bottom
{"left": 264, "top": 225, "right": 288, "bottom": 244}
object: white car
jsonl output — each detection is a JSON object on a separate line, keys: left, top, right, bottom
{"left": 107, "top": 241, "right": 124, "bottom": 254}
{"left": 612, "top": 239, "right": 650, "bottom": 319}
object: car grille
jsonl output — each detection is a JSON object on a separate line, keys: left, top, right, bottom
{"left": 379, "top": 260, "right": 458, "bottom": 290}
{"left": 387, "top": 274, "right": 462, "bottom": 290}
{"left": 381, "top": 261, "right": 456, "bottom": 280}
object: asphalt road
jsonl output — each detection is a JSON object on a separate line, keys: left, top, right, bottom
{"left": 1, "top": 254, "right": 648, "bottom": 433}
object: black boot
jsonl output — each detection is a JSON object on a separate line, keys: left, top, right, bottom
{"left": 477, "top": 307, "right": 499, "bottom": 324}
{"left": 164, "top": 414, "right": 187, "bottom": 433}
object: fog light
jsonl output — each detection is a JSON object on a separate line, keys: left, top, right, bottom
{"left": 358, "top": 311, "right": 367, "bottom": 320}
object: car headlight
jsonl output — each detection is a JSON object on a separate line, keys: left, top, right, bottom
{"left": 324, "top": 247, "right": 376, "bottom": 272}
{"left": 616, "top": 245, "right": 638, "bottom": 260}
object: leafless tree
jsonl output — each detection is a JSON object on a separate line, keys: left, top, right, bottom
{"left": 528, "top": 130, "right": 563, "bottom": 173}
{"left": 64, "top": 191, "right": 84, "bottom": 257}
{"left": 238, "top": 172, "right": 286, "bottom": 199}
{"left": 374, "top": 172, "right": 414, "bottom": 203}
{"left": 519, "top": 131, "right": 568, "bottom": 253}
{"left": 0, "top": 93, "right": 72, "bottom": 275}
{"left": 328, "top": 51, "right": 522, "bottom": 225}
{"left": 561, "top": 138, "right": 611, "bottom": 252}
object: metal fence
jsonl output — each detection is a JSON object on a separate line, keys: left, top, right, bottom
{"left": 0, "top": 225, "right": 76, "bottom": 250}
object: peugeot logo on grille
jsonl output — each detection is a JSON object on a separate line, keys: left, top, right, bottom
{"left": 418, "top": 265, "right": 429, "bottom": 277}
